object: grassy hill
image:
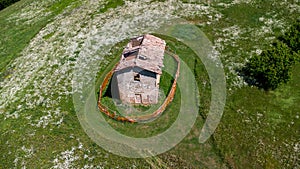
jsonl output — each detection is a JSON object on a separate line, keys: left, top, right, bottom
{"left": 0, "top": 0, "right": 299, "bottom": 168}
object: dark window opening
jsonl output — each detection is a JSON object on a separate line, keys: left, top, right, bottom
{"left": 134, "top": 73, "right": 140, "bottom": 81}
{"left": 124, "top": 50, "right": 139, "bottom": 58}
{"left": 131, "top": 36, "right": 144, "bottom": 47}
{"left": 140, "top": 69, "right": 156, "bottom": 78}
{"left": 135, "top": 94, "right": 142, "bottom": 104}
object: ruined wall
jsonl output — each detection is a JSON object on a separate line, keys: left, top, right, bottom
{"left": 115, "top": 66, "right": 159, "bottom": 104}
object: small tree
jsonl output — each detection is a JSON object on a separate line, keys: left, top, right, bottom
{"left": 279, "top": 20, "right": 300, "bottom": 54}
{"left": 0, "top": 0, "right": 20, "bottom": 10}
{"left": 243, "top": 42, "right": 296, "bottom": 90}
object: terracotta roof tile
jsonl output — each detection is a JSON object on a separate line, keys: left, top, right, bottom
{"left": 115, "top": 34, "right": 165, "bottom": 74}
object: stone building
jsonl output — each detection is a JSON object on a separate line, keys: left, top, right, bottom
{"left": 114, "top": 34, "right": 166, "bottom": 104}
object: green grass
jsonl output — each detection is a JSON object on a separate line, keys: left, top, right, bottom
{"left": 48, "top": 0, "right": 80, "bottom": 15}
{"left": 214, "top": 63, "right": 300, "bottom": 168}
{"left": 0, "top": 0, "right": 210, "bottom": 168}
{"left": 1, "top": 0, "right": 299, "bottom": 168}
{"left": 179, "top": 1, "right": 300, "bottom": 168}
{"left": 98, "top": 0, "right": 124, "bottom": 13}
{"left": 221, "top": 3, "right": 266, "bottom": 28}
{"left": 0, "top": 0, "right": 81, "bottom": 79}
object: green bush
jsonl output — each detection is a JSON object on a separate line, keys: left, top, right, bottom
{"left": 279, "top": 19, "right": 300, "bottom": 54}
{"left": 242, "top": 42, "right": 296, "bottom": 90}
{"left": 242, "top": 21, "right": 300, "bottom": 90}
{"left": 0, "top": 0, "right": 20, "bottom": 10}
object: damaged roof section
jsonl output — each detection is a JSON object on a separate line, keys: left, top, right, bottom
{"left": 115, "top": 34, "right": 166, "bottom": 74}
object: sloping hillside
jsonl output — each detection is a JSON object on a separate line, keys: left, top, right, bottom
{"left": 0, "top": 0, "right": 299, "bottom": 168}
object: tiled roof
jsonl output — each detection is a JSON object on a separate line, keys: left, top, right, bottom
{"left": 115, "top": 34, "right": 166, "bottom": 74}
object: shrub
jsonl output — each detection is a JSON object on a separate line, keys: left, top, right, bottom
{"left": 279, "top": 19, "right": 300, "bottom": 54}
{"left": 242, "top": 42, "right": 296, "bottom": 90}
{"left": 0, "top": 0, "right": 20, "bottom": 10}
